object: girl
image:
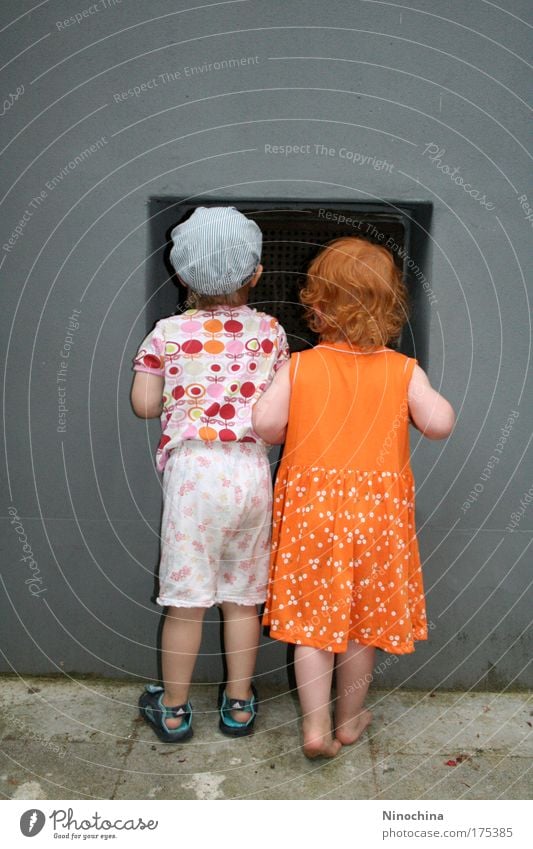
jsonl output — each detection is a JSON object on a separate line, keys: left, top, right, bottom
{"left": 253, "top": 236, "right": 455, "bottom": 758}
{"left": 132, "top": 206, "right": 289, "bottom": 741}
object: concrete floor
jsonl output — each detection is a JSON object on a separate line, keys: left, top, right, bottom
{"left": 0, "top": 678, "right": 531, "bottom": 800}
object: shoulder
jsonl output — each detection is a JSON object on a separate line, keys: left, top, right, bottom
{"left": 407, "top": 362, "right": 429, "bottom": 393}
{"left": 299, "top": 346, "right": 322, "bottom": 359}
{"left": 382, "top": 347, "right": 409, "bottom": 362}
{"left": 381, "top": 348, "right": 417, "bottom": 373}
{"left": 152, "top": 315, "right": 178, "bottom": 333}
{"left": 246, "top": 306, "right": 284, "bottom": 329}
{"left": 156, "top": 311, "right": 199, "bottom": 332}
{"left": 291, "top": 347, "right": 328, "bottom": 369}
{"left": 288, "top": 347, "right": 321, "bottom": 376}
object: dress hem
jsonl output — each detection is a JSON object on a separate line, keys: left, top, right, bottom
{"left": 266, "top": 627, "right": 428, "bottom": 655}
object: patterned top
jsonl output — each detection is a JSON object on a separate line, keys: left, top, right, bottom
{"left": 133, "top": 305, "right": 290, "bottom": 471}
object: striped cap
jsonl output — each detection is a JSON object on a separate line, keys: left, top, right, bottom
{"left": 169, "top": 206, "right": 262, "bottom": 295}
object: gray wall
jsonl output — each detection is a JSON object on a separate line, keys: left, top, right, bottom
{"left": 1, "top": 0, "right": 531, "bottom": 690}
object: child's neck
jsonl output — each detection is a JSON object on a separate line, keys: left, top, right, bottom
{"left": 319, "top": 337, "right": 385, "bottom": 351}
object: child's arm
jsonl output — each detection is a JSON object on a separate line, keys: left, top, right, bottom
{"left": 408, "top": 364, "right": 455, "bottom": 439}
{"left": 252, "top": 361, "right": 291, "bottom": 444}
{"left": 131, "top": 372, "right": 164, "bottom": 419}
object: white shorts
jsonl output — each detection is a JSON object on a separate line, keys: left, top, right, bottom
{"left": 157, "top": 441, "right": 273, "bottom": 607}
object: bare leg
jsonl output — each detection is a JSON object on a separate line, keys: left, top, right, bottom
{"left": 334, "top": 642, "right": 375, "bottom": 745}
{"left": 294, "top": 645, "right": 342, "bottom": 759}
{"left": 221, "top": 602, "right": 260, "bottom": 723}
{"left": 161, "top": 605, "right": 206, "bottom": 728}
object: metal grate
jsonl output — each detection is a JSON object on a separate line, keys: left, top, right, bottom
{"left": 161, "top": 204, "right": 406, "bottom": 351}
{"left": 147, "top": 199, "right": 430, "bottom": 360}
{"left": 243, "top": 208, "right": 405, "bottom": 350}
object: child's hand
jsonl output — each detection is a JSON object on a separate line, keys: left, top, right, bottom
{"left": 408, "top": 365, "right": 455, "bottom": 439}
{"left": 252, "top": 362, "right": 291, "bottom": 444}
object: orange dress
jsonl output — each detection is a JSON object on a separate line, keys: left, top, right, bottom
{"left": 263, "top": 343, "right": 428, "bottom": 655}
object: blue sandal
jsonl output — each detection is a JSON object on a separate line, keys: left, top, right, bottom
{"left": 139, "top": 684, "right": 193, "bottom": 743}
{"left": 218, "top": 683, "right": 259, "bottom": 737}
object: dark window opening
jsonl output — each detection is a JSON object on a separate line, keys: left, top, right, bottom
{"left": 147, "top": 200, "right": 432, "bottom": 367}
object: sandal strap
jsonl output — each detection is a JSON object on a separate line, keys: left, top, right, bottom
{"left": 162, "top": 702, "right": 191, "bottom": 719}
{"left": 220, "top": 689, "right": 257, "bottom": 728}
{"left": 143, "top": 685, "right": 192, "bottom": 723}
{"left": 225, "top": 696, "right": 253, "bottom": 712}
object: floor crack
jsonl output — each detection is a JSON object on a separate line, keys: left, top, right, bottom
{"left": 110, "top": 720, "right": 140, "bottom": 800}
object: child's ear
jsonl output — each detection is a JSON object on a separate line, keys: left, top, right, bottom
{"left": 249, "top": 263, "right": 263, "bottom": 288}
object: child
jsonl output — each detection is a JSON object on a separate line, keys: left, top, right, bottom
{"left": 253, "top": 236, "right": 455, "bottom": 759}
{"left": 131, "top": 206, "right": 289, "bottom": 742}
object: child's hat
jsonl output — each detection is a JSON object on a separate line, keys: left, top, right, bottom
{"left": 169, "top": 206, "right": 262, "bottom": 295}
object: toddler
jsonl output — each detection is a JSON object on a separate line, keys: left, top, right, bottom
{"left": 132, "top": 206, "right": 289, "bottom": 741}
{"left": 253, "top": 236, "right": 455, "bottom": 758}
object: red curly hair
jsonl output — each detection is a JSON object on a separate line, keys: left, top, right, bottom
{"left": 301, "top": 236, "right": 409, "bottom": 348}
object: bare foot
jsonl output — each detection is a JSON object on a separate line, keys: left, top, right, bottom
{"left": 335, "top": 709, "right": 373, "bottom": 745}
{"left": 302, "top": 719, "right": 343, "bottom": 759}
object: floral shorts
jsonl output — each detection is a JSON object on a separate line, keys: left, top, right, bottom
{"left": 157, "top": 441, "right": 273, "bottom": 608}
